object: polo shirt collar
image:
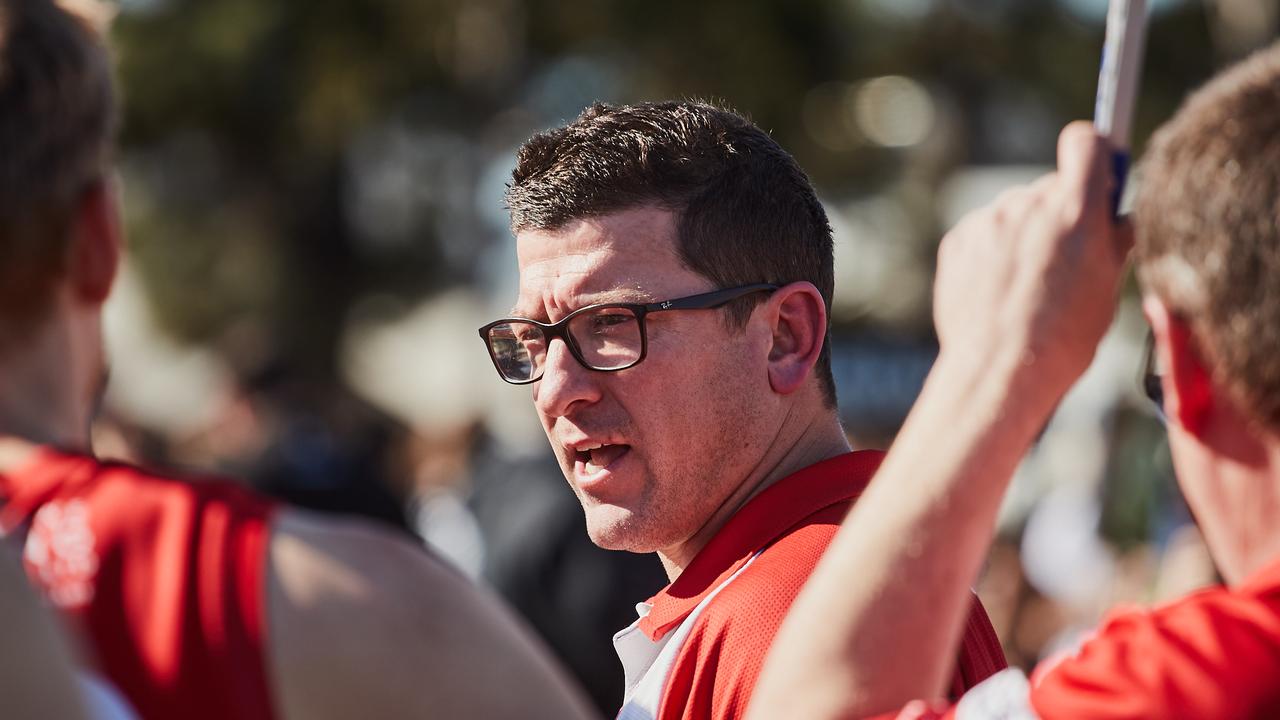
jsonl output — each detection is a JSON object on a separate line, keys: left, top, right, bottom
{"left": 637, "top": 449, "right": 884, "bottom": 640}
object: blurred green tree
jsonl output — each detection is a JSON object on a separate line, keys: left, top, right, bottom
{"left": 112, "top": 0, "right": 1224, "bottom": 381}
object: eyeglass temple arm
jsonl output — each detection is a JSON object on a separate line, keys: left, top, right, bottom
{"left": 643, "top": 283, "right": 779, "bottom": 312}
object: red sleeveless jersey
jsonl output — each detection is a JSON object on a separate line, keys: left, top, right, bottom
{"left": 0, "top": 447, "right": 278, "bottom": 720}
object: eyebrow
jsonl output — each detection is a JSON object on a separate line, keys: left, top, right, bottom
{"left": 508, "top": 288, "right": 658, "bottom": 321}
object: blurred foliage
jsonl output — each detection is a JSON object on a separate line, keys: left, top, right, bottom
{"left": 1099, "top": 406, "right": 1180, "bottom": 552}
{"left": 110, "top": 0, "right": 1245, "bottom": 381}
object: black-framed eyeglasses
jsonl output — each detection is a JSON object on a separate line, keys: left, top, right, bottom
{"left": 1141, "top": 330, "right": 1165, "bottom": 418}
{"left": 478, "top": 283, "right": 779, "bottom": 384}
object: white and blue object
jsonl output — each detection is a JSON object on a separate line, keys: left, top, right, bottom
{"left": 1093, "top": 0, "right": 1149, "bottom": 215}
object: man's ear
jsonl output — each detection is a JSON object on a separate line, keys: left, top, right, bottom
{"left": 764, "top": 281, "right": 828, "bottom": 397}
{"left": 1144, "top": 297, "right": 1213, "bottom": 435}
{"left": 68, "top": 177, "right": 121, "bottom": 304}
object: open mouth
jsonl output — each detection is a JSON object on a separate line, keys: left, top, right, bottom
{"left": 573, "top": 443, "right": 631, "bottom": 476}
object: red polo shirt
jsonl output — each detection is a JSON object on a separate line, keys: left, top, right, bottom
{"left": 879, "top": 552, "right": 1280, "bottom": 719}
{"left": 1029, "top": 554, "right": 1280, "bottom": 718}
{"left": 613, "top": 451, "right": 1006, "bottom": 720}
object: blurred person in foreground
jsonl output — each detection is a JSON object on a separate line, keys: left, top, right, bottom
{"left": 479, "top": 101, "right": 1007, "bottom": 719}
{"left": 0, "top": 1, "right": 595, "bottom": 718}
{"left": 0, "top": 543, "right": 122, "bottom": 719}
{"left": 749, "top": 43, "right": 1280, "bottom": 720}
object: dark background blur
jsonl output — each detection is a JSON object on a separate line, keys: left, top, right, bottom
{"left": 93, "top": 0, "right": 1276, "bottom": 713}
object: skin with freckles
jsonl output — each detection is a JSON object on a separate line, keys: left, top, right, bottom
{"left": 514, "top": 205, "right": 840, "bottom": 577}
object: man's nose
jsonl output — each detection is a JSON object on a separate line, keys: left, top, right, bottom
{"left": 533, "top": 337, "right": 602, "bottom": 418}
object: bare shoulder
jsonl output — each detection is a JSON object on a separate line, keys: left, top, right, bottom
{"left": 266, "top": 508, "right": 598, "bottom": 720}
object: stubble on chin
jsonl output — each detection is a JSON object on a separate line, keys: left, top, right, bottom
{"left": 579, "top": 496, "right": 671, "bottom": 555}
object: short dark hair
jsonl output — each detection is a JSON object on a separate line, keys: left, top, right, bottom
{"left": 505, "top": 100, "right": 838, "bottom": 407}
{"left": 0, "top": 0, "right": 116, "bottom": 347}
{"left": 1135, "top": 41, "right": 1280, "bottom": 430}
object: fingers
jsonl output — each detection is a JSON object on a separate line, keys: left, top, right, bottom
{"left": 1056, "top": 121, "right": 1112, "bottom": 208}
{"left": 1055, "top": 123, "right": 1135, "bottom": 270}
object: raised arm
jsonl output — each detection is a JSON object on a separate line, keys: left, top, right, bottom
{"left": 266, "top": 508, "right": 599, "bottom": 720}
{"left": 748, "top": 123, "right": 1132, "bottom": 719}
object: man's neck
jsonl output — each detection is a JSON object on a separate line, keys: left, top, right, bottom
{"left": 0, "top": 319, "right": 91, "bottom": 462}
{"left": 1201, "top": 439, "right": 1280, "bottom": 586}
{"left": 657, "top": 410, "right": 852, "bottom": 579}
{"left": 1172, "top": 407, "right": 1280, "bottom": 587}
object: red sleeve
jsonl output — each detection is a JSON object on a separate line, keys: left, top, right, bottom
{"left": 1029, "top": 589, "right": 1280, "bottom": 719}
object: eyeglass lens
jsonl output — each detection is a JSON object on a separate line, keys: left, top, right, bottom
{"left": 485, "top": 306, "right": 645, "bottom": 382}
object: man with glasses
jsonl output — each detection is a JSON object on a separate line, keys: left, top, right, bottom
{"left": 750, "top": 43, "right": 1280, "bottom": 720}
{"left": 481, "top": 101, "right": 1006, "bottom": 719}
{"left": 0, "top": 2, "right": 594, "bottom": 718}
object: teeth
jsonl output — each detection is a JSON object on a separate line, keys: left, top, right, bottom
{"left": 575, "top": 442, "right": 604, "bottom": 452}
